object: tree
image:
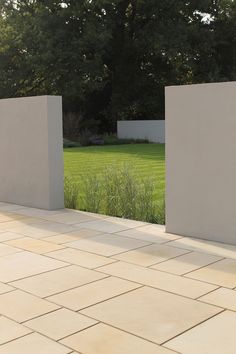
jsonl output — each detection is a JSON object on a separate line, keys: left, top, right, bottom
{"left": 0, "top": 0, "right": 235, "bottom": 136}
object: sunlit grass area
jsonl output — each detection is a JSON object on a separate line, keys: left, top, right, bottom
{"left": 64, "top": 144, "right": 165, "bottom": 201}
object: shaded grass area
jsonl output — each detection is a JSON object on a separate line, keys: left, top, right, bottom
{"left": 64, "top": 144, "right": 165, "bottom": 223}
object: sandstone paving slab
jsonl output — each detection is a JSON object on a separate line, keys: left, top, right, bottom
{"left": 0, "top": 218, "right": 46, "bottom": 231}
{"left": 116, "top": 224, "right": 181, "bottom": 243}
{"left": 47, "top": 276, "right": 142, "bottom": 311}
{"left": 0, "top": 316, "right": 32, "bottom": 344}
{"left": 61, "top": 323, "right": 175, "bottom": 354}
{"left": 72, "top": 219, "right": 143, "bottom": 233}
{"left": 97, "top": 261, "right": 218, "bottom": 298}
{"left": 11, "top": 265, "right": 107, "bottom": 297}
{"left": 0, "top": 333, "right": 71, "bottom": 354}
{"left": 0, "top": 251, "right": 67, "bottom": 282}
{"left": 114, "top": 243, "right": 189, "bottom": 267}
{"left": 165, "top": 310, "right": 236, "bottom": 354}
{"left": 47, "top": 248, "right": 116, "bottom": 269}
{"left": 81, "top": 286, "right": 222, "bottom": 344}
{"left": 25, "top": 308, "right": 97, "bottom": 340}
{"left": 65, "top": 228, "right": 104, "bottom": 238}
{"left": 0, "top": 231, "right": 28, "bottom": 241}
{"left": 42, "top": 212, "right": 97, "bottom": 225}
{"left": 0, "top": 213, "right": 26, "bottom": 223}
{"left": 168, "top": 237, "right": 236, "bottom": 260}
{"left": 6, "top": 237, "right": 65, "bottom": 254}
{"left": 66, "top": 234, "right": 150, "bottom": 257}
{"left": 2, "top": 206, "right": 236, "bottom": 353}
{"left": 199, "top": 287, "right": 236, "bottom": 311}
{"left": 42, "top": 228, "right": 102, "bottom": 244}
{"left": 0, "top": 282, "right": 14, "bottom": 294}
{"left": 98, "top": 216, "right": 146, "bottom": 228}
{"left": 13, "top": 207, "right": 68, "bottom": 218}
{"left": 152, "top": 251, "right": 222, "bottom": 275}
{"left": 0, "top": 290, "right": 59, "bottom": 322}
{"left": 186, "top": 258, "right": 236, "bottom": 288}
{"left": 9, "top": 221, "right": 77, "bottom": 239}
{"left": 0, "top": 243, "right": 22, "bottom": 256}
{"left": 0, "top": 203, "right": 25, "bottom": 212}
{"left": 43, "top": 234, "right": 80, "bottom": 244}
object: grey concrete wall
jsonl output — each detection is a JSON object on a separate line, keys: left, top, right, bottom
{"left": 117, "top": 120, "right": 165, "bottom": 143}
{"left": 0, "top": 96, "right": 64, "bottom": 210}
{"left": 165, "top": 81, "right": 236, "bottom": 245}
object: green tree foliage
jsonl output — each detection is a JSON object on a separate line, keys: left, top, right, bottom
{"left": 0, "top": 0, "right": 235, "bottom": 136}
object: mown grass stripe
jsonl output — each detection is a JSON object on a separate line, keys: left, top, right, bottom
{"left": 64, "top": 144, "right": 165, "bottom": 202}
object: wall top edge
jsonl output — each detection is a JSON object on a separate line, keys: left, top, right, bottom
{"left": 0, "top": 95, "right": 62, "bottom": 102}
{"left": 165, "top": 81, "right": 236, "bottom": 90}
{"left": 117, "top": 120, "right": 165, "bottom": 123}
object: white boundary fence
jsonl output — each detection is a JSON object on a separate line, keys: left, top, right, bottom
{"left": 117, "top": 120, "right": 165, "bottom": 143}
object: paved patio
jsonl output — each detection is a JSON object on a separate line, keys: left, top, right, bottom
{"left": 0, "top": 203, "right": 236, "bottom": 353}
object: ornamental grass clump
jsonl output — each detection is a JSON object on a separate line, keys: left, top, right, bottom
{"left": 64, "top": 176, "right": 79, "bottom": 209}
{"left": 64, "top": 164, "right": 165, "bottom": 224}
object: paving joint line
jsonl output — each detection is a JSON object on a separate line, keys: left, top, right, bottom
{"left": 161, "top": 308, "right": 226, "bottom": 346}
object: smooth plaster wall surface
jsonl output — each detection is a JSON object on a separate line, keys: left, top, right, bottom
{"left": 117, "top": 120, "right": 165, "bottom": 143}
{"left": 0, "top": 96, "right": 64, "bottom": 210}
{"left": 165, "top": 81, "right": 236, "bottom": 245}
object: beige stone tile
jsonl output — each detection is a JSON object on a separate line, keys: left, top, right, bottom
{"left": 187, "top": 259, "right": 236, "bottom": 288}
{"left": 0, "top": 218, "right": 46, "bottom": 231}
{"left": 0, "top": 316, "right": 31, "bottom": 344}
{"left": 25, "top": 308, "right": 97, "bottom": 340}
{"left": 47, "top": 248, "right": 116, "bottom": 269}
{"left": 166, "top": 311, "right": 236, "bottom": 354}
{"left": 14, "top": 207, "right": 67, "bottom": 218}
{"left": 0, "top": 213, "right": 26, "bottom": 223}
{"left": 0, "top": 243, "right": 21, "bottom": 256}
{"left": 43, "top": 212, "right": 95, "bottom": 225}
{"left": 0, "top": 282, "right": 13, "bottom": 294}
{"left": 11, "top": 265, "right": 106, "bottom": 297}
{"left": 61, "top": 323, "right": 174, "bottom": 354}
{"left": 0, "top": 231, "right": 26, "bottom": 241}
{"left": 0, "top": 251, "right": 67, "bottom": 282}
{"left": 0, "top": 332, "right": 70, "bottom": 354}
{"left": 199, "top": 287, "right": 236, "bottom": 311}
{"left": 73, "top": 218, "right": 140, "bottom": 233}
{"left": 6, "top": 237, "right": 64, "bottom": 254}
{"left": 0, "top": 203, "right": 25, "bottom": 212}
{"left": 43, "top": 234, "right": 81, "bottom": 244}
{"left": 66, "top": 234, "right": 150, "bottom": 257}
{"left": 66, "top": 228, "right": 104, "bottom": 238}
{"left": 168, "top": 237, "right": 236, "bottom": 260}
{"left": 100, "top": 216, "right": 147, "bottom": 228}
{"left": 0, "top": 290, "right": 59, "bottom": 322}
{"left": 48, "top": 277, "right": 141, "bottom": 310}
{"left": 98, "top": 261, "right": 218, "bottom": 298}
{"left": 114, "top": 244, "right": 189, "bottom": 267}
{"left": 43, "top": 229, "right": 103, "bottom": 244}
{"left": 152, "top": 251, "right": 222, "bottom": 275}
{"left": 81, "top": 287, "right": 221, "bottom": 344}
{"left": 10, "top": 221, "right": 76, "bottom": 239}
{"left": 116, "top": 224, "right": 181, "bottom": 243}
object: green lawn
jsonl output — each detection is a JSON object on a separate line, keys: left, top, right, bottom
{"left": 64, "top": 144, "right": 165, "bottom": 201}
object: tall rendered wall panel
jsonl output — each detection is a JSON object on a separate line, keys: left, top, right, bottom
{"left": 165, "top": 82, "right": 236, "bottom": 245}
{"left": 0, "top": 96, "right": 64, "bottom": 210}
